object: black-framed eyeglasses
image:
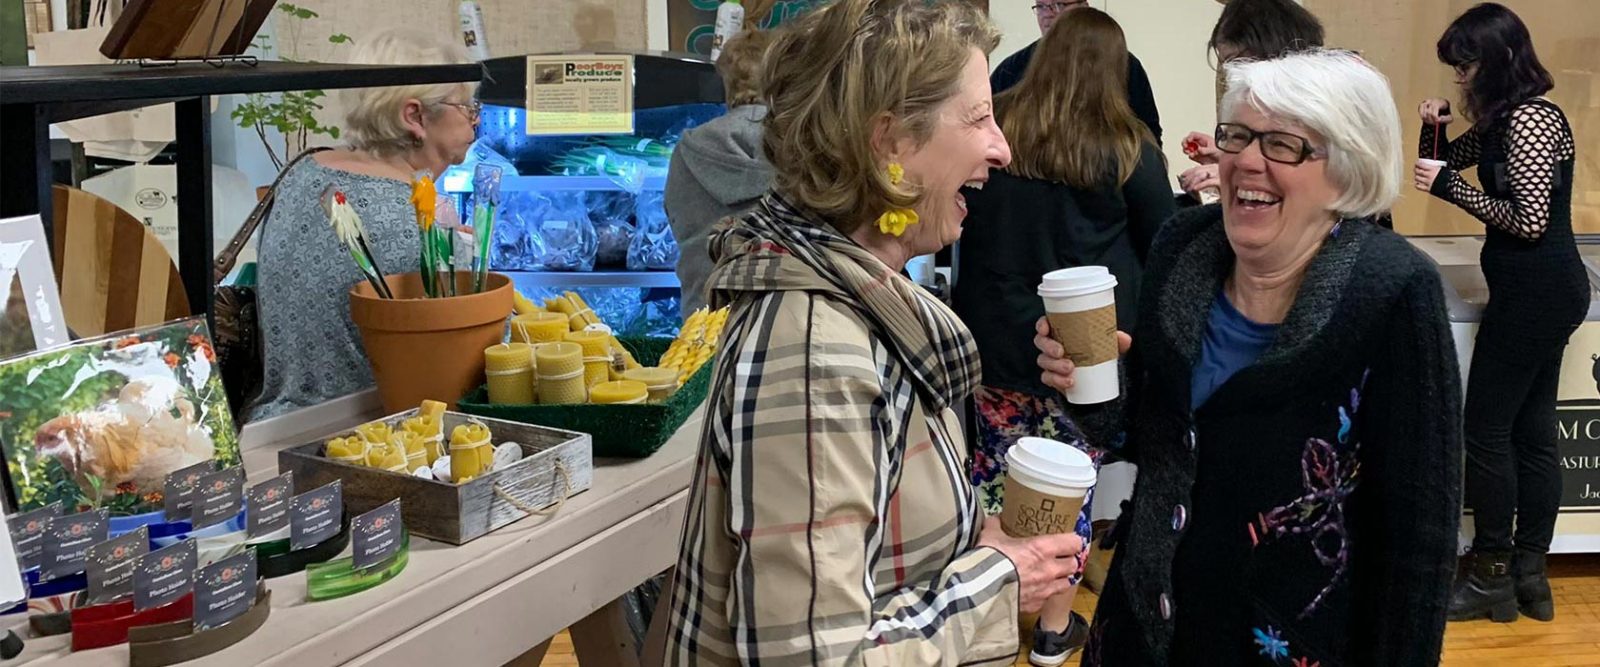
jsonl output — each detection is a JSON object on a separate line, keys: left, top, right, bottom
{"left": 1031, "top": 1, "right": 1086, "bottom": 15}
{"left": 1451, "top": 59, "right": 1478, "bottom": 78}
{"left": 1214, "top": 123, "right": 1326, "bottom": 165}
{"left": 439, "top": 100, "right": 482, "bottom": 122}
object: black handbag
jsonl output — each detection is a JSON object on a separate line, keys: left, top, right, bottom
{"left": 212, "top": 148, "right": 329, "bottom": 417}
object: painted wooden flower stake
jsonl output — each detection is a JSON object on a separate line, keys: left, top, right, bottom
{"left": 325, "top": 188, "right": 392, "bottom": 299}
{"left": 410, "top": 172, "right": 451, "bottom": 298}
{"left": 470, "top": 164, "right": 504, "bottom": 294}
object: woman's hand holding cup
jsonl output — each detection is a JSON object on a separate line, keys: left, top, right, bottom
{"left": 1035, "top": 316, "right": 1131, "bottom": 395}
{"left": 977, "top": 516, "right": 1085, "bottom": 614}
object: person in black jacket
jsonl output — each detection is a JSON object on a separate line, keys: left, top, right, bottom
{"left": 1177, "top": 0, "right": 1324, "bottom": 204}
{"left": 1415, "top": 3, "right": 1585, "bottom": 625}
{"left": 990, "top": 0, "right": 1161, "bottom": 145}
{"left": 1036, "top": 50, "right": 1462, "bottom": 665}
{"left": 954, "top": 9, "right": 1173, "bottom": 665}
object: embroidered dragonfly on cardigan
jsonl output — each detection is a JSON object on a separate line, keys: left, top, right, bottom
{"left": 1247, "top": 370, "right": 1369, "bottom": 620}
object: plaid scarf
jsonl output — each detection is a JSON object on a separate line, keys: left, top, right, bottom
{"left": 706, "top": 192, "right": 981, "bottom": 411}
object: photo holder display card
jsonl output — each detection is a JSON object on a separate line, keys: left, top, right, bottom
{"left": 85, "top": 525, "right": 149, "bottom": 605}
{"left": 192, "top": 466, "right": 244, "bottom": 530}
{"left": 290, "top": 480, "right": 342, "bottom": 552}
{"left": 351, "top": 499, "right": 402, "bottom": 571}
{"left": 8, "top": 501, "right": 62, "bottom": 572}
{"left": 134, "top": 539, "right": 197, "bottom": 613}
{"left": 164, "top": 460, "right": 217, "bottom": 522}
{"left": 193, "top": 550, "right": 257, "bottom": 631}
{"left": 247, "top": 472, "right": 293, "bottom": 539}
{"left": 40, "top": 508, "right": 108, "bottom": 583}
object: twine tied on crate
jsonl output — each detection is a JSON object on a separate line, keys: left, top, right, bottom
{"left": 492, "top": 460, "right": 573, "bottom": 519}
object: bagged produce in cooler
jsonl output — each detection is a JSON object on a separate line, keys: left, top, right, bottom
{"left": 628, "top": 191, "right": 679, "bottom": 271}
{"left": 585, "top": 191, "right": 636, "bottom": 269}
{"left": 491, "top": 192, "right": 551, "bottom": 271}
{"left": 535, "top": 192, "right": 598, "bottom": 271}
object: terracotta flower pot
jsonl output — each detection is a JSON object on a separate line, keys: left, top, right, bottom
{"left": 350, "top": 272, "right": 513, "bottom": 413}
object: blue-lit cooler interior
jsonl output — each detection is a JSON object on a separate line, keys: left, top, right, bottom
{"left": 442, "top": 101, "right": 728, "bottom": 337}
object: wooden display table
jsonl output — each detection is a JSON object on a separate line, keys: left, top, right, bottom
{"left": 3, "top": 391, "right": 699, "bottom": 665}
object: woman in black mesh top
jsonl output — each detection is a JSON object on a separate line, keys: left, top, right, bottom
{"left": 1415, "top": 2, "right": 1584, "bottom": 625}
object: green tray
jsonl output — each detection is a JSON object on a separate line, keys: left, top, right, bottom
{"left": 457, "top": 336, "right": 711, "bottom": 458}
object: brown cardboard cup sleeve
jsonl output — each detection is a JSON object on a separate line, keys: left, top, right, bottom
{"left": 1047, "top": 304, "right": 1119, "bottom": 367}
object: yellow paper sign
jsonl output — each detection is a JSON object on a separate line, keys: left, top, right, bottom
{"left": 524, "top": 55, "right": 635, "bottom": 136}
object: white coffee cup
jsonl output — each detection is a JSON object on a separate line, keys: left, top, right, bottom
{"left": 1001, "top": 437, "right": 1097, "bottom": 539}
{"left": 1038, "top": 266, "right": 1120, "bottom": 404}
{"left": 1418, "top": 158, "right": 1447, "bottom": 168}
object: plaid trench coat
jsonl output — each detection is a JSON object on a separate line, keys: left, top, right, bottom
{"left": 664, "top": 204, "right": 1022, "bottom": 665}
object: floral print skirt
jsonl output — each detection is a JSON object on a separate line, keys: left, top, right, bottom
{"left": 969, "top": 385, "right": 1102, "bottom": 584}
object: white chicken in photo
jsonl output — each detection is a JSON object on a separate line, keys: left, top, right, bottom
{"left": 33, "top": 375, "right": 215, "bottom": 500}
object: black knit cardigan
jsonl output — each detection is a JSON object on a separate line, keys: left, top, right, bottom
{"left": 1077, "top": 204, "right": 1463, "bottom": 666}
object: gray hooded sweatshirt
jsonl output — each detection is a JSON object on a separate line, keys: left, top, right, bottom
{"left": 665, "top": 104, "right": 772, "bottom": 313}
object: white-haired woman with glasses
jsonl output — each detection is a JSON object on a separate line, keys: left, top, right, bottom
{"left": 1034, "top": 50, "right": 1463, "bottom": 664}
{"left": 251, "top": 28, "right": 480, "bottom": 421}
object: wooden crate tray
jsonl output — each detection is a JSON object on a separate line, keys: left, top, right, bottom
{"left": 279, "top": 410, "right": 592, "bottom": 545}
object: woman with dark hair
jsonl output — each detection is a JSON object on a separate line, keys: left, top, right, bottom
{"left": 1177, "top": 0, "right": 1324, "bottom": 203}
{"left": 1415, "top": 2, "right": 1583, "bottom": 625}
{"left": 953, "top": 8, "right": 1173, "bottom": 665}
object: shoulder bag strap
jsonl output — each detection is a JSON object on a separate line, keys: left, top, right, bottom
{"left": 214, "top": 147, "right": 332, "bottom": 284}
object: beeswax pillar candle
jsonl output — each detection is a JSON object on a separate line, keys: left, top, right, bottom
{"left": 589, "top": 380, "right": 648, "bottom": 405}
{"left": 566, "top": 330, "right": 612, "bottom": 387}
{"left": 510, "top": 312, "right": 570, "bottom": 344}
{"left": 485, "top": 343, "right": 536, "bottom": 404}
{"left": 623, "top": 367, "right": 680, "bottom": 403}
{"left": 535, "top": 342, "right": 587, "bottom": 405}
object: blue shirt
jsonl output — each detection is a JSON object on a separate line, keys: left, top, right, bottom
{"left": 1191, "top": 291, "right": 1279, "bottom": 410}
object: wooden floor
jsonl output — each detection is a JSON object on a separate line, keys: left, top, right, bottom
{"left": 538, "top": 554, "right": 1600, "bottom": 666}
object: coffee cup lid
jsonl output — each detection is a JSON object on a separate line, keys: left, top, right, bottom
{"left": 1038, "top": 266, "right": 1117, "bottom": 299}
{"left": 1007, "top": 437, "right": 1096, "bottom": 488}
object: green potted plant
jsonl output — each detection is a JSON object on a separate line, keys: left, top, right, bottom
{"left": 231, "top": 3, "right": 353, "bottom": 172}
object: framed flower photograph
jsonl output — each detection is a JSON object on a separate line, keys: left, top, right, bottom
{"left": 0, "top": 316, "right": 241, "bottom": 516}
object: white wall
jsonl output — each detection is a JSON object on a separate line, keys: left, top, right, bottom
{"left": 988, "top": 0, "right": 1225, "bottom": 182}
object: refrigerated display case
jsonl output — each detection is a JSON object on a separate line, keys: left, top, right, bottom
{"left": 443, "top": 51, "right": 726, "bottom": 336}
{"left": 1414, "top": 236, "right": 1600, "bottom": 553}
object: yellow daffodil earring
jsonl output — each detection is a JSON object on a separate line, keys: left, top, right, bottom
{"left": 875, "top": 162, "right": 919, "bottom": 237}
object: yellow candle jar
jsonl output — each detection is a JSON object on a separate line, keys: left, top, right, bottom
{"left": 325, "top": 436, "right": 366, "bottom": 464}
{"left": 401, "top": 415, "right": 444, "bottom": 465}
{"left": 449, "top": 422, "right": 492, "bottom": 483}
{"left": 589, "top": 380, "right": 648, "bottom": 405}
{"left": 536, "top": 342, "right": 587, "bottom": 405}
{"left": 485, "top": 343, "right": 536, "bottom": 404}
{"left": 510, "top": 312, "right": 570, "bottom": 344}
{"left": 355, "top": 422, "right": 392, "bottom": 446}
{"left": 622, "top": 367, "right": 680, "bottom": 403}
{"left": 420, "top": 400, "right": 447, "bottom": 420}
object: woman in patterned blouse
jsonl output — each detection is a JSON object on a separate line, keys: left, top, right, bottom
{"left": 662, "top": 1, "right": 1085, "bottom": 664}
